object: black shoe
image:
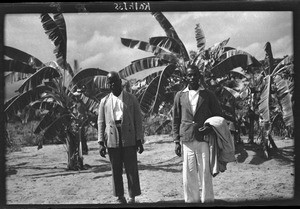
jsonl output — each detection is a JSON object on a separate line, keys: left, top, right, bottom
{"left": 128, "top": 197, "right": 135, "bottom": 204}
{"left": 116, "top": 196, "right": 127, "bottom": 204}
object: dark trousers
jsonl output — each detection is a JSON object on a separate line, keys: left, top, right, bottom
{"left": 107, "top": 127, "right": 141, "bottom": 198}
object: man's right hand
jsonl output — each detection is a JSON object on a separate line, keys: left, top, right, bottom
{"left": 175, "top": 142, "right": 181, "bottom": 157}
{"left": 99, "top": 142, "right": 106, "bottom": 158}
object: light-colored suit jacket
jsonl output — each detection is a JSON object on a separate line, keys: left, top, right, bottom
{"left": 172, "top": 88, "right": 223, "bottom": 143}
{"left": 98, "top": 91, "right": 144, "bottom": 148}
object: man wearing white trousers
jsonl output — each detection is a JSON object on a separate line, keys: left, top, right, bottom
{"left": 172, "top": 65, "right": 223, "bottom": 203}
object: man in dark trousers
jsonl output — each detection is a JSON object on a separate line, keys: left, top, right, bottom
{"left": 172, "top": 65, "right": 223, "bottom": 203}
{"left": 97, "top": 71, "right": 144, "bottom": 204}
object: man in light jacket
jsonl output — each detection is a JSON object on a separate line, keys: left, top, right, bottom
{"left": 98, "top": 71, "right": 144, "bottom": 204}
{"left": 172, "top": 65, "right": 223, "bottom": 203}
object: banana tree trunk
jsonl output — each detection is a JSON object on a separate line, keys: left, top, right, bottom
{"left": 65, "top": 131, "right": 83, "bottom": 170}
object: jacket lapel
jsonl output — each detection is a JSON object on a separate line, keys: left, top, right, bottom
{"left": 194, "top": 90, "right": 205, "bottom": 115}
{"left": 182, "top": 92, "right": 193, "bottom": 115}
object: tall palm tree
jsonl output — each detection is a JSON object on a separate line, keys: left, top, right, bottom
{"left": 4, "top": 13, "right": 110, "bottom": 170}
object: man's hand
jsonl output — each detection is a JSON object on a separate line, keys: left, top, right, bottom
{"left": 99, "top": 142, "right": 106, "bottom": 158}
{"left": 175, "top": 142, "right": 181, "bottom": 157}
{"left": 136, "top": 140, "right": 144, "bottom": 154}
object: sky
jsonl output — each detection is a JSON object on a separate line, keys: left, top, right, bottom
{"left": 4, "top": 10, "right": 293, "bottom": 82}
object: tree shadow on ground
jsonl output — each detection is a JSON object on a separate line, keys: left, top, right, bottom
{"left": 234, "top": 141, "right": 294, "bottom": 166}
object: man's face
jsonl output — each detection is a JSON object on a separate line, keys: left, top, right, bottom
{"left": 107, "top": 74, "right": 122, "bottom": 94}
{"left": 186, "top": 67, "right": 200, "bottom": 90}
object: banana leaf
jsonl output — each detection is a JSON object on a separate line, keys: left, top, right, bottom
{"left": 152, "top": 64, "right": 176, "bottom": 114}
{"left": 34, "top": 105, "right": 65, "bottom": 134}
{"left": 69, "top": 68, "right": 108, "bottom": 89}
{"left": 155, "top": 119, "right": 171, "bottom": 134}
{"left": 4, "top": 46, "right": 44, "bottom": 68}
{"left": 195, "top": 23, "right": 206, "bottom": 53}
{"left": 41, "top": 13, "right": 68, "bottom": 71}
{"left": 30, "top": 100, "right": 59, "bottom": 111}
{"left": 119, "top": 56, "right": 165, "bottom": 79}
{"left": 43, "top": 114, "right": 73, "bottom": 140}
{"left": 207, "top": 38, "right": 230, "bottom": 60}
{"left": 273, "top": 75, "right": 294, "bottom": 128}
{"left": 17, "top": 66, "right": 61, "bottom": 93}
{"left": 273, "top": 64, "right": 294, "bottom": 77}
{"left": 272, "top": 55, "right": 294, "bottom": 76}
{"left": 258, "top": 75, "right": 271, "bottom": 122}
{"left": 149, "top": 36, "right": 181, "bottom": 55}
{"left": 151, "top": 12, "right": 189, "bottom": 61}
{"left": 222, "top": 86, "right": 240, "bottom": 99}
{"left": 211, "top": 52, "right": 261, "bottom": 78}
{"left": 5, "top": 85, "right": 52, "bottom": 117}
{"left": 121, "top": 38, "right": 158, "bottom": 53}
{"left": 140, "top": 75, "right": 160, "bottom": 114}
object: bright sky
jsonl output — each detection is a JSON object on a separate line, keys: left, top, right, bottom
{"left": 4, "top": 11, "right": 293, "bottom": 79}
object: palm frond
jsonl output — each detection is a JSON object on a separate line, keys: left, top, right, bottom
{"left": 273, "top": 75, "right": 294, "bottom": 128}
{"left": 4, "top": 46, "right": 44, "bottom": 68}
{"left": 272, "top": 55, "right": 293, "bottom": 76}
{"left": 195, "top": 23, "right": 206, "bottom": 53}
{"left": 69, "top": 68, "right": 108, "bottom": 89}
{"left": 40, "top": 13, "right": 67, "bottom": 69}
{"left": 119, "top": 56, "right": 165, "bottom": 79}
{"left": 43, "top": 114, "right": 73, "bottom": 140}
{"left": 152, "top": 64, "right": 176, "bottom": 114}
{"left": 210, "top": 50, "right": 261, "bottom": 78}
{"left": 151, "top": 12, "right": 189, "bottom": 61}
{"left": 258, "top": 75, "right": 271, "bottom": 122}
{"left": 149, "top": 36, "right": 181, "bottom": 55}
{"left": 5, "top": 85, "right": 52, "bottom": 117}
{"left": 140, "top": 75, "right": 160, "bottom": 114}
{"left": 17, "top": 66, "right": 61, "bottom": 93}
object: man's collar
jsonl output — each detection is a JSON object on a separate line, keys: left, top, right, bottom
{"left": 182, "top": 86, "right": 205, "bottom": 92}
{"left": 110, "top": 90, "right": 123, "bottom": 99}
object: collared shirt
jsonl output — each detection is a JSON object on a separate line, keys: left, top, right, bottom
{"left": 111, "top": 91, "right": 123, "bottom": 121}
{"left": 182, "top": 86, "right": 204, "bottom": 115}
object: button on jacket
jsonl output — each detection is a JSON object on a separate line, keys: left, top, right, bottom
{"left": 172, "top": 88, "right": 223, "bottom": 143}
{"left": 98, "top": 91, "right": 144, "bottom": 148}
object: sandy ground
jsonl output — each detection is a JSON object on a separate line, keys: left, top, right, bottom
{"left": 5, "top": 135, "right": 296, "bottom": 207}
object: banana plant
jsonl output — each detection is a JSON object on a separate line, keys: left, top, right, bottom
{"left": 119, "top": 12, "right": 261, "bottom": 134}
{"left": 4, "top": 13, "right": 110, "bottom": 170}
{"left": 257, "top": 42, "right": 294, "bottom": 157}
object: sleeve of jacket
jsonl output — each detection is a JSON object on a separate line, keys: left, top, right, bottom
{"left": 172, "top": 91, "right": 182, "bottom": 143}
{"left": 132, "top": 94, "right": 144, "bottom": 144}
{"left": 209, "top": 90, "right": 223, "bottom": 117}
{"left": 97, "top": 97, "right": 106, "bottom": 144}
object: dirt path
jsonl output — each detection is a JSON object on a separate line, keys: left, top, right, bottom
{"left": 5, "top": 135, "right": 295, "bottom": 206}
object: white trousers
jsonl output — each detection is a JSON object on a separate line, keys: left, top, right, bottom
{"left": 182, "top": 140, "right": 214, "bottom": 203}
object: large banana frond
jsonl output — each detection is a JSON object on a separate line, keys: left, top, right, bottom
{"left": 40, "top": 13, "right": 67, "bottom": 70}
{"left": 272, "top": 55, "right": 293, "bottom": 76}
{"left": 140, "top": 75, "right": 160, "bottom": 114}
{"left": 152, "top": 64, "right": 176, "bottom": 114}
{"left": 211, "top": 50, "right": 261, "bottom": 78}
{"left": 149, "top": 36, "right": 181, "bottom": 55}
{"left": 30, "top": 100, "right": 60, "bottom": 111}
{"left": 4, "top": 59, "right": 37, "bottom": 83}
{"left": 43, "top": 114, "right": 73, "bottom": 140}
{"left": 119, "top": 56, "right": 165, "bottom": 79}
{"left": 195, "top": 23, "right": 206, "bottom": 53}
{"left": 69, "top": 68, "right": 108, "bottom": 89}
{"left": 258, "top": 75, "right": 271, "bottom": 122}
{"left": 222, "top": 86, "right": 240, "bottom": 99}
{"left": 264, "top": 42, "right": 275, "bottom": 75}
{"left": 34, "top": 105, "right": 65, "bottom": 134}
{"left": 151, "top": 12, "right": 189, "bottom": 61}
{"left": 273, "top": 75, "right": 294, "bottom": 128}
{"left": 4, "top": 46, "right": 44, "bottom": 68}
{"left": 5, "top": 85, "right": 52, "bottom": 117}
{"left": 17, "top": 66, "right": 61, "bottom": 93}
{"left": 121, "top": 38, "right": 158, "bottom": 53}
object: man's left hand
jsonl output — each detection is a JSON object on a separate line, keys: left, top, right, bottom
{"left": 136, "top": 140, "right": 144, "bottom": 154}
